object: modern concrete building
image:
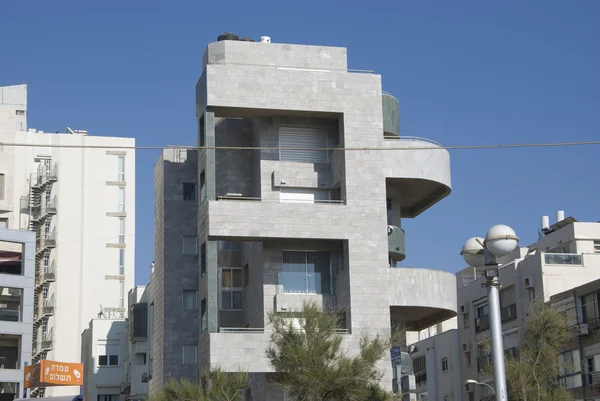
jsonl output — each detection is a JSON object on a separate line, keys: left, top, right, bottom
{"left": 149, "top": 36, "right": 458, "bottom": 399}
{"left": 0, "top": 84, "right": 136, "bottom": 397}
{"left": 0, "top": 228, "right": 35, "bottom": 401}
{"left": 81, "top": 286, "right": 149, "bottom": 401}
{"left": 451, "top": 213, "right": 600, "bottom": 401}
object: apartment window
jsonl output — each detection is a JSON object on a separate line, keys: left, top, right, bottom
{"left": 413, "top": 355, "right": 427, "bottom": 385}
{"left": 200, "top": 171, "right": 206, "bottom": 201}
{"left": 475, "top": 303, "right": 489, "bottom": 332}
{"left": 477, "top": 344, "right": 490, "bottom": 373}
{"left": 183, "top": 236, "right": 198, "bottom": 255}
{"left": 0, "top": 173, "right": 5, "bottom": 200}
{"left": 130, "top": 303, "right": 148, "bottom": 338}
{"left": 119, "top": 281, "right": 125, "bottom": 308}
{"left": 118, "top": 156, "right": 125, "bottom": 181}
{"left": 582, "top": 292, "right": 599, "bottom": 324}
{"left": 595, "top": 241, "right": 600, "bottom": 254}
{"left": 528, "top": 287, "right": 536, "bottom": 303}
{"left": 466, "top": 351, "right": 472, "bottom": 366}
{"left": 201, "top": 298, "right": 207, "bottom": 332}
{"left": 199, "top": 116, "right": 205, "bottom": 147}
{"left": 98, "top": 396, "right": 118, "bottom": 401}
{"left": 15, "top": 110, "right": 26, "bottom": 116}
{"left": 200, "top": 242, "right": 206, "bottom": 276}
{"left": 183, "top": 183, "right": 196, "bottom": 201}
{"left": 182, "top": 344, "right": 198, "bottom": 365}
{"left": 558, "top": 349, "right": 582, "bottom": 389}
{"left": 500, "top": 285, "right": 517, "bottom": 323}
{"left": 441, "top": 357, "right": 448, "bottom": 372}
{"left": 220, "top": 268, "right": 242, "bottom": 310}
{"left": 136, "top": 353, "right": 147, "bottom": 365}
{"left": 119, "top": 249, "right": 125, "bottom": 275}
{"left": 182, "top": 290, "right": 198, "bottom": 309}
{"left": 281, "top": 251, "right": 331, "bottom": 295}
{"left": 118, "top": 187, "right": 125, "bottom": 212}
{"left": 462, "top": 313, "right": 470, "bottom": 329}
{"left": 279, "top": 127, "right": 328, "bottom": 164}
{"left": 584, "top": 355, "right": 600, "bottom": 385}
{"left": 98, "top": 343, "right": 119, "bottom": 366}
{"left": 119, "top": 217, "right": 125, "bottom": 244}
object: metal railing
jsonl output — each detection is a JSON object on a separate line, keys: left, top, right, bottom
{"left": 36, "top": 261, "right": 56, "bottom": 284}
{"left": 276, "top": 271, "right": 334, "bottom": 296}
{"left": 41, "top": 195, "right": 57, "bottom": 217}
{"left": 544, "top": 253, "right": 583, "bottom": 265}
{"left": 35, "top": 162, "right": 58, "bottom": 187}
{"left": 216, "top": 195, "right": 345, "bottom": 205}
{"left": 219, "top": 327, "right": 265, "bottom": 334}
{"left": 41, "top": 295, "right": 55, "bottom": 315}
{"left": 37, "top": 229, "right": 57, "bottom": 251}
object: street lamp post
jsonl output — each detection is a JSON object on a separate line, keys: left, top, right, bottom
{"left": 461, "top": 225, "right": 519, "bottom": 401}
{"left": 466, "top": 379, "right": 496, "bottom": 396}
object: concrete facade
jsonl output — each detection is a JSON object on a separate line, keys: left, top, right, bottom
{"left": 149, "top": 38, "right": 457, "bottom": 399}
{"left": 0, "top": 228, "right": 35, "bottom": 400}
{"left": 0, "top": 84, "right": 136, "bottom": 397}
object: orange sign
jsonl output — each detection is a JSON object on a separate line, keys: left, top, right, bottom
{"left": 24, "top": 360, "right": 84, "bottom": 388}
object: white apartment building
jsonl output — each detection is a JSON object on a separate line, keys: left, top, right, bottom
{"left": 81, "top": 286, "right": 149, "bottom": 401}
{"left": 149, "top": 36, "right": 458, "bottom": 400}
{"left": 0, "top": 84, "right": 136, "bottom": 397}
{"left": 0, "top": 228, "right": 35, "bottom": 401}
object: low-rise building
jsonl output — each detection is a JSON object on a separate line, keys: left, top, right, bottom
{"left": 0, "top": 228, "right": 35, "bottom": 401}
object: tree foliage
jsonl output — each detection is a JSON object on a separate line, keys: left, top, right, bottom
{"left": 149, "top": 369, "right": 248, "bottom": 401}
{"left": 266, "top": 302, "right": 400, "bottom": 401}
{"left": 487, "top": 303, "right": 574, "bottom": 401}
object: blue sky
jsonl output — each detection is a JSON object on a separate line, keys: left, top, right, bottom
{"left": 1, "top": 1, "right": 598, "bottom": 285}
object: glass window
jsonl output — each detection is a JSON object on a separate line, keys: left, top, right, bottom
{"left": 118, "top": 156, "right": 125, "bottom": 181}
{"left": 183, "top": 183, "right": 196, "bottom": 201}
{"left": 582, "top": 292, "right": 599, "bottom": 324}
{"left": 182, "top": 290, "right": 197, "bottom": 309}
{"left": 220, "top": 268, "right": 242, "bottom": 310}
{"left": 183, "top": 236, "right": 197, "bottom": 255}
{"left": 558, "top": 349, "right": 582, "bottom": 389}
{"left": 119, "top": 218, "right": 125, "bottom": 244}
{"left": 281, "top": 251, "right": 331, "bottom": 294}
{"left": 466, "top": 351, "right": 472, "bottom": 366}
{"left": 200, "top": 242, "right": 207, "bottom": 276}
{"left": 595, "top": 241, "right": 600, "bottom": 254}
{"left": 98, "top": 395, "right": 118, "bottom": 401}
{"left": 182, "top": 344, "right": 197, "bottom": 364}
{"left": 118, "top": 187, "right": 125, "bottom": 212}
{"left": 119, "top": 249, "right": 125, "bottom": 275}
{"left": 201, "top": 298, "right": 207, "bottom": 332}
{"left": 98, "top": 343, "right": 119, "bottom": 367}
{"left": 200, "top": 171, "right": 206, "bottom": 201}
{"left": 199, "top": 116, "right": 205, "bottom": 147}
{"left": 441, "top": 358, "right": 448, "bottom": 372}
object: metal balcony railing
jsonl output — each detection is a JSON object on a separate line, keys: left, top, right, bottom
{"left": 35, "top": 162, "right": 58, "bottom": 187}
{"left": 40, "top": 195, "right": 57, "bottom": 218}
{"left": 37, "top": 230, "right": 57, "bottom": 252}
{"left": 36, "top": 261, "right": 56, "bottom": 288}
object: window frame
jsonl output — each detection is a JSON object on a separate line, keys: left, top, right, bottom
{"left": 201, "top": 298, "right": 207, "bottom": 332}
{"left": 182, "top": 344, "right": 198, "bottom": 365}
{"left": 219, "top": 267, "right": 243, "bottom": 310}
{"left": 183, "top": 182, "right": 196, "bottom": 201}
{"left": 182, "top": 290, "right": 198, "bottom": 310}
{"left": 200, "top": 242, "right": 207, "bottom": 276}
{"left": 281, "top": 250, "right": 333, "bottom": 295}
{"left": 278, "top": 126, "right": 329, "bottom": 164}
{"left": 441, "top": 357, "right": 449, "bottom": 372}
{"left": 182, "top": 236, "right": 198, "bottom": 256}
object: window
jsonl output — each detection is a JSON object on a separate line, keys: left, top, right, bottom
{"left": 558, "top": 349, "right": 582, "bottom": 389}
{"left": 441, "top": 357, "right": 448, "bottom": 372}
{"left": 463, "top": 313, "right": 470, "bottom": 329}
{"left": 243, "top": 263, "right": 249, "bottom": 287}
{"left": 200, "top": 171, "right": 206, "bottom": 201}
{"left": 136, "top": 353, "right": 146, "bottom": 365}
{"left": 199, "top": 116, "right": 205, "bottom": 147}
{"left": 118, "top": 187, "right": 125, "bottom": 212}
{"left": 243, "top": 388, "right": 251, "bottom": 401}
{"left": 98, "top": 343, "right": 119, "bottom": 366}
{"left": 477, "top": 344, "right": 490, "bottom": 373}
{"left": 182, "top": 344, "right": 198, "bottom": 364}
{"left": 466, "top": 351, "right": 472, "bottom": 366}
{"left": 200, "top": 242, "right": 206, "bottom": 276}
{"left": 413, "top": 355, "right": 426, "bottom": 385}
{"left": 475, "top": 303, "right": 489, "bottom": 332}
{"left": 183, "top": 183, "right": 196, "bottom": 201}
{"left": 595, "top": 241, "right": 600, "bottom": 254}
{"left": 220, "top": 268, "right": 242, "bottom": 310}
{"left": 183, "top": 236, "right": 198, "bottom": 255}
{"left": 500, "top": 286, "right": 517, "bottom": 323}
{"left": 119, "top": 281, "right": 125, "bottom": 308}
{"left": 118, "top": 156, "right": 125, "bottom": 181}
{"left": 119, "top": 249, "right": 125, "bottom": 275}
{"left": 0, "top": 173, "right": 5, "bottom": 201}
{"left": 98, "top": 395, "right": 118, "bottom": 401}
{"left": 15, "top": 110, "right": 26, "bottom": 116}
{"left": 119, "top": 217, "right": 125, "bottom": 244}
{"left": 281, "top": 251, "right": 332, "bottom": 294}
{"left": 528, "top": 287, "right": 536, "bottom": 303}
{"left": 201, "top": 298, "right": 207, "bottom": 332}
{"left": 182, "top": 290, "right": 198, "bottom": 309}
{"left": 130, "top": 303, "right": 148, "bottom": 338}
{"left": 582, "top": 292, "right": 599, "bottom": 324}
{"left": 279, "top": 127, "right": 328, "bottom": 164}
{"left": 0, "top": 218, "right": 7, "bottom": 229}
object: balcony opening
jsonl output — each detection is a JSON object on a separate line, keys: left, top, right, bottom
{"left": 0, "top": 241, "right": 23, "bottom": 276}
{"left": 0, "top": 334, "right": 21, "bottom": 369}
{"left": 0, "top": 383, "right": 19, "bottom": 401}
{"left": 0, "top": 287, "right": 22, "bottom": 322}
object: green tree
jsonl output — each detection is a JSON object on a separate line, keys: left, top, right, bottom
{"left": 483, "top": 303, "right": 574, "bottom": 401}
{"left": 266, "top": 302, "right": 400, "bottom": 401}
{"left": 149, "top": 369, "right": 248, "bottom": 401}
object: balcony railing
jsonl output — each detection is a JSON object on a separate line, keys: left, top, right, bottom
{"left": 218, "top": 327, "right": 265, "bottom": 334}
{"left": 544, "top": 253, "right": 583, "bottom": 265}
{"left": 37, "top": 230, "right": 57, "bottom": 252}
{"left": 41, "top": 196, "right": 57, "bottom": 217}
{"left": 36, "top": 261, "right": 57, "bottom": 289}
{"left": 501, "top": 303, "right": 518, "bottom": 323}
{"left": 35, "top": 163, "right": 58, "bottom": 187}
{"left": 475, "top": 315, "right": 490, "bottom": 332}
{"left": 276, "top": 271, "right": 334, "bottom": 296}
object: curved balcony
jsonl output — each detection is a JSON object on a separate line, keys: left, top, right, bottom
{"left": 383, "top": 137, "right": 451, "bottom": 218}
{"left": 389, "top": 268, "right": 457, "bottom": 331}
{"left": 388, "top": 225, "right": 406, "bottom": 262}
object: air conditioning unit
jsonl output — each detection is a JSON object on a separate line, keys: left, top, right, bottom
{"left": 401, "top": 375, "right": 416, "bottom": 392}
{"left": 141, "top": 373, "right": 149, "bottom": 383}
{"left": 462, "top": 342, "right": 473, "bottom": 353}
{"left": 524, "top": 276, "right": 535, "bottom": 289}
{"left": 577, "top": 323, "right": 589, "bottom": 336}
{"left": 465, "top": 383, "right": 475, "bottom": 392}
{"left": 460, "top": 304, "right": 470, "bottom": 314}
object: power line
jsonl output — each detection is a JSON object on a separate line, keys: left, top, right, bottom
{"left": 0, "top": 140, "right": 599, "bottom": 151}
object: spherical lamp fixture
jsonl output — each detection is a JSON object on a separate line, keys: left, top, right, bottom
{"left": 484, "top": 224, "right": 519, "bottom": 257}
{"left": 461, "top": 237, "right": 485, "bottom": 268}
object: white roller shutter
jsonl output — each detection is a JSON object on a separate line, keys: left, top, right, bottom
{"left": 279, "top": 127, "right": 328, "bottom": 163}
